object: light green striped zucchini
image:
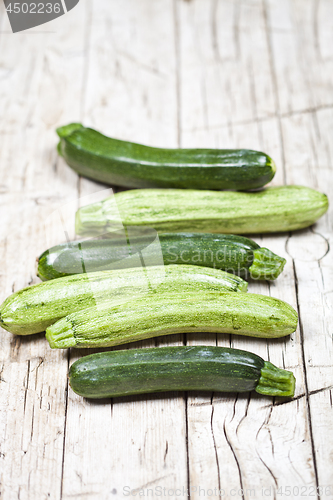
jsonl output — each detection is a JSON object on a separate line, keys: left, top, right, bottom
{"left": 46, "top": 291, "right": 298, "bottom": 349}
{"left": 0, "top": 265, "right": 247, "bottom": 336}
{"left": 75, "top": 186, "right": 328, "bottom": 236}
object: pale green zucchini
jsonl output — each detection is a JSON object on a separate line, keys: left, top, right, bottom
{"left": 46, "top": 291, "right": 298, "bottom": 349}
{"left": 0, "top": 265, "right": 247, "bottom": 336}
{"left": 75, "top": 186, "right": 328, "bottom": 236}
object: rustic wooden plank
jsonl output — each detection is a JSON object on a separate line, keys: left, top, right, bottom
{"left": 266, "top": 0, "right": 333, "bottom": 491}
{"left": 179, "top": 0, "right": 276, "bottom": 141}
{"left": 184, "top": 136, "right": 316, "bottom": 499}
{"left": 178, "top": 0, "right": 322, "bottom": 498}
{"left": 308, "top": 390, "right": 333, "bottom": 495}
{"left": 61, "top": 2, "right": 188, "bottom": 498}
{"left": 266, "top": 0, "right": 333, "bottom": 115}
{"left": 81, "top": 1, "right": 177, "bottom": 147}
{"left": 263, "top": 2, "right": 333, "bottom": 495}
{"left": 281, "top": 109, "right": 333, "bottom": 492}
{"left": 0, "top": 0, "right": 332, "bottom": 498}
{"left": 0, "top": 3, "right": 88, "bottom": 498}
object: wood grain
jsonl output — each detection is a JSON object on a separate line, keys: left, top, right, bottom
{"left": 0, "top": 0, "right": 332, "bottom": 499}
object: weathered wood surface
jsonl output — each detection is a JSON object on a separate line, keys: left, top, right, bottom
{"left": 0, "top": 1, "right": 332, "bottom": 499}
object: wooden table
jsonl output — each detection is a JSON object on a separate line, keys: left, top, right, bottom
{"left": 0, "top": 1, "right": 332, "bottom": 499}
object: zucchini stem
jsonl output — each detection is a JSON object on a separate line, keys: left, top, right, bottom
{"left": 46, "top": 317, "right": 76, "bottom": 349}
{"left": 249, "top": 248, "right": 286, "bottom": 280}
{"left": 56, "top": 123, "right": 84, "bottom": 139}
{"left": 255, "top": 361, "right": 295, "bottom": 397}
{"left": 75, "top": 202, "right": 109, "bottom": 236}
{"left": 57, "top": 123, "right": 85, "bottom": 158}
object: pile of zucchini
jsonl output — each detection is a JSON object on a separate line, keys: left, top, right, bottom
{"left": 0, "top": 123, "right": 329, "bottom": 401}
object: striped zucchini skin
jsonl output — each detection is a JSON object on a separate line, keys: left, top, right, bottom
{"left": 68, "top": 346, "right": 296, "bottom": 399}
{"left": 57, "top": 123, "right": 276, "bottom": 191}
{"left": 46, "top": 291, "right": 298, "bottom": 349}
{"left": 75, "top": 186, "right": 329, "bottom": 236}
{"left": 0, "top": 265, "right": 247, "bottom": 336}
{"left": 37, "top": 233, "right": 286, "bottom": 281}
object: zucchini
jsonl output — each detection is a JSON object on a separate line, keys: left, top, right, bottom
{"left": 75, "top": 186, "right": 329, "bottom": 236}
{"left": 57, "top": 123, "right": 276, "bottom": 191}
{"left": 0, "top": 265, "right": 247, "bottom": 336}
{"left": 37, "top": 233, "right": 286, "bottom": 281}
{"left": 46, "top": 291, "right": 298, "bottom": 349}
{"left": 68, "top": 346, "right": 296, "bottom": 399}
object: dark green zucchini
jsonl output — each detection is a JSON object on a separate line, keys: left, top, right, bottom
{"left": 46, "top": 291, "right": 298, "bottom": 349}
{"left": 37, "top": 233, "right": 286, "bottom": 281}
{"left": 57, "top": 123, "right": 276, "bottom": 190}
{"left": 75, "top": 186, "right": 329, "bottom": 235}
{"left": 68, "top": 346, "right": 296, "bottom": 399}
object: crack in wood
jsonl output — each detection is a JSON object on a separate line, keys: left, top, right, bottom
{"left": 261, "top": 384, "right": 333, "bottom": 410}
{"left": 222, "top": 420, "right": 245, "bottom": 500}
{"left": 163, "top": 440, "right": 168, "bottom": 464}
{"left": 0, "top": 363, "right": 5, "bottom": 384}
{"left": 181, "top": 103, "right": 333, "bottom": 135}
{"left": 23, "top": 360, "right": 30, "bottom": 415}
{"left": 117, "top": 51, "right": 168, "bottom": 79}
{"left": 60, "top": 349, "right": 70, "bottom": 500}
{"left": 230, "top": 393, "right": 238, "bottom": 423}
{"left": 292, "top": 260, "right": 321, "bottom": 500}
{"left": 30, "top": 403, "right": 35, "bottom": 442}
{"left": 257, "top": 451, "right": 278, "bottom": 491}
{"left": 130, "top": 474, "right": 175, "bottom": 494}
{"left": 235, "top": 393, "right": 251, "bottom": 435}
{"left": 184, "top": 391, "right": 191, "bottom": 500}
{"left": 310, "top": 228, "right": 330, "bottom": 262}
{"left": 267, "top": 427, "right": 275, "bottom": 458}
{"left": 210, "top": 404, "right": 221, "bottom": 500}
